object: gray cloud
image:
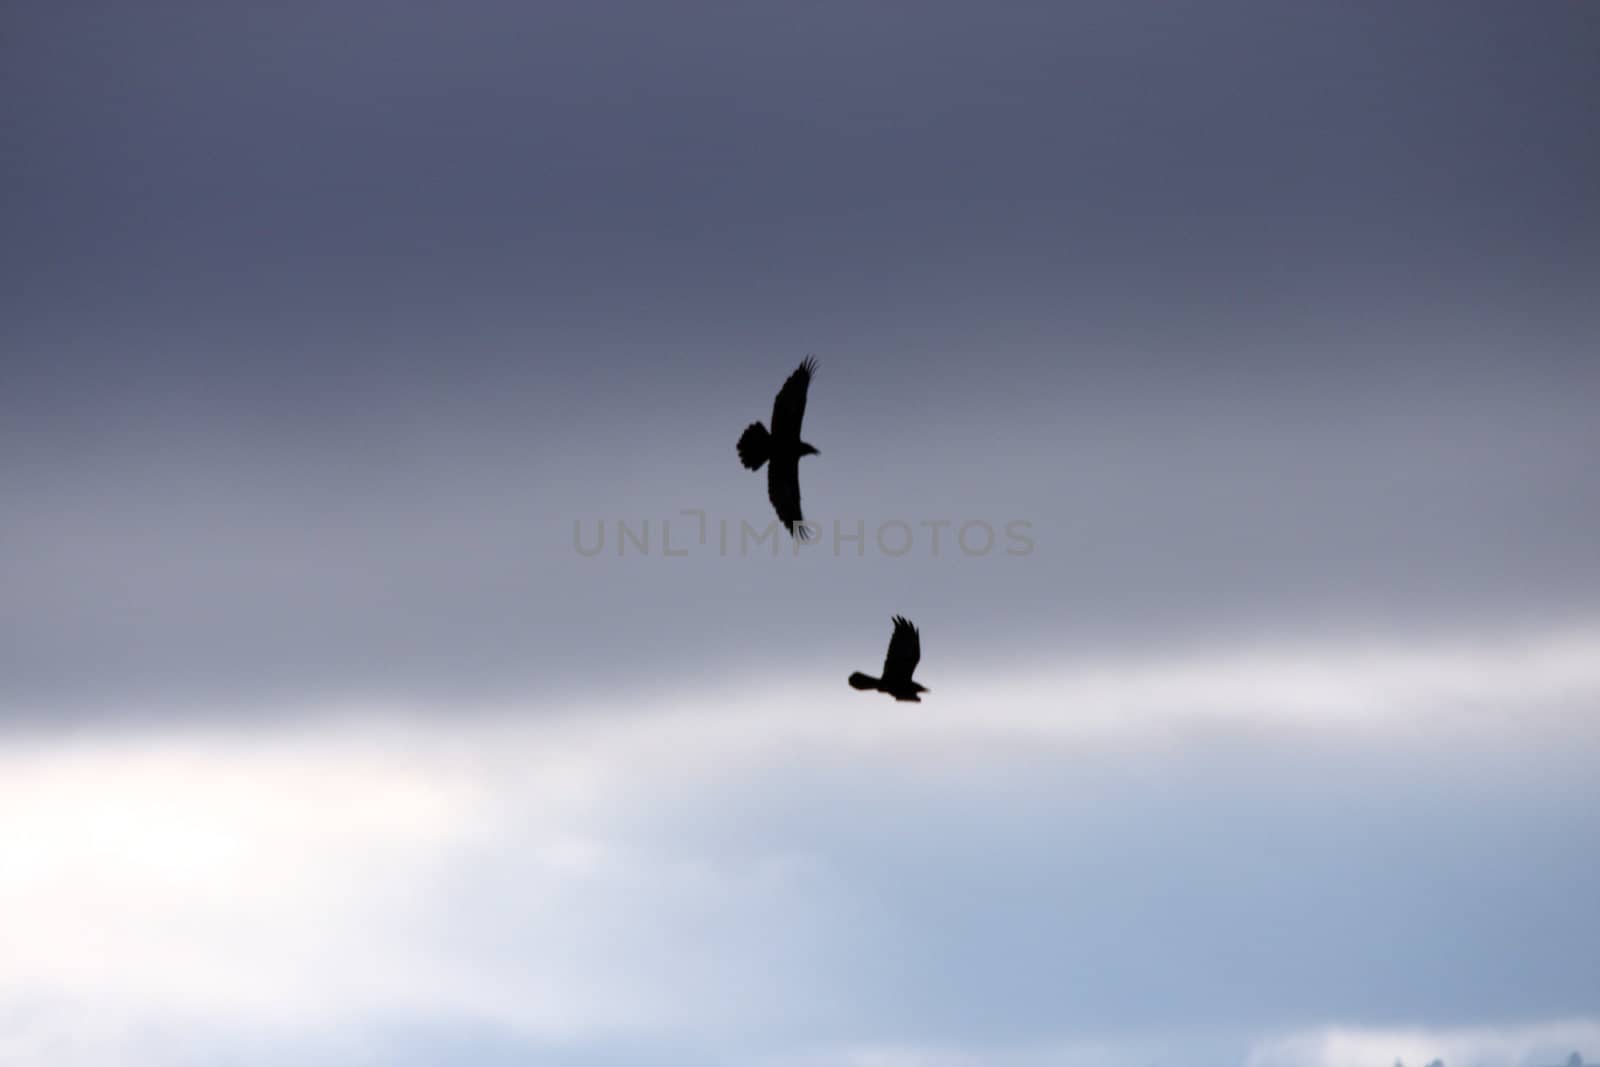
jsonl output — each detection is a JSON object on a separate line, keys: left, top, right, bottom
{"left": 4, "top": 2, "right": 1596, "bottom": 720}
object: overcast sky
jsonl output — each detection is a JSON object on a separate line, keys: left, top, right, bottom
{"left": 2, "top": 3, "right": 1598, "bottom": 1065}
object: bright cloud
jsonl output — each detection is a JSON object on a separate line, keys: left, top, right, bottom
{"left": 1, "top": 624, "right": 1597, "bottom": 1063}
{"left": 1247, "top": 1020, "right": 1600, "bottom": 1067}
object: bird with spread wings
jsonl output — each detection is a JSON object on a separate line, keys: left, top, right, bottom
{"left": 736, "top": 357, "right": 820, "bottom": 540}
{"left": 849, "top": 615, "right": 930, "bottom": 702}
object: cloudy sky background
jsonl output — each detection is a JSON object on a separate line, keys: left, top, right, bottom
{"left": 3, "top": 3, "right": 1598, "bottom": 1064}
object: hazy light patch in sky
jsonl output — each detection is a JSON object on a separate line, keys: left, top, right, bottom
{"left": 1244, "top": 1020, "right": 1600, "bottom": 1067}
{"left": 3, "top": 622, "right": 1597, "bottom": 1065}
{"left": 764, "top": 1022, "right": 1600, "bottom": 1067}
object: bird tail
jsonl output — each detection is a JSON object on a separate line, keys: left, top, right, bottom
{"left": 737, "top": 422, "right": 770, "bottom": 470}
{"left": 849, "top": 672, "right": 879, "bottom": 691}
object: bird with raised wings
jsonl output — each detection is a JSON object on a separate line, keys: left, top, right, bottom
{"left": 849, "top": 615, "right": 930, "bottom": 702}
{"left": 737, "top": 356, "right": 820, "bottom": 540}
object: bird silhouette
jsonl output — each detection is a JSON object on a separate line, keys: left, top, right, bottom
{"left": 849, "top": 615, "right": 929, "bottom": 701}
{"left": 737, "top": 356, "right": 820, "bottom": 540}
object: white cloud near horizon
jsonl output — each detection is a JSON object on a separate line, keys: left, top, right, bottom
{"left": 1245, "top": 1019, "right": 1600, "bottom": 1067}
{"left": 2, "top": 621, "right": 1597, "bottom": 1065}
{"left": 752, "top": 1020, "right": 1600, "bottom": 1067}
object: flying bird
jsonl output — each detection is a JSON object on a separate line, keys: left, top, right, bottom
{"left": 737, "top": 356, "right": 820, "bottom": 540}
{"left": 849, "top": 615, "right": 930, "bottom": 702}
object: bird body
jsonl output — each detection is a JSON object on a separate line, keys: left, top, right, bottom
{"left": 738, "top": 357, "right": 820, "bottom": 540}
{"left": 850, "top": 616, "right": 929, "bottom": 702}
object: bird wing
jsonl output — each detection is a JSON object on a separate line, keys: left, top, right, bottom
{"left": 767, "top": 455, "right": 811, "bottom": 541}
{"left": 769, "top": 356, "right": 817, "bottom": 442}
{"left": 882, "top": 615, "right": 920, "bottom": 683}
